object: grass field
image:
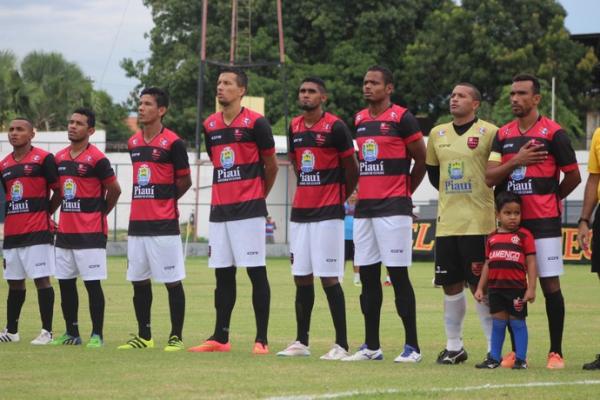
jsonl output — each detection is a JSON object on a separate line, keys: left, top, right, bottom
{"left": 1, "top": 257, "right": 599, "bottom": 399}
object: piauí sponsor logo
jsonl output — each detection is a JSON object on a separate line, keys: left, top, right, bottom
{"left": 444, "top": 160, "right": 472, "bottom": 193}
{"left": 137, "top": 164, "right": 152, "bottom": 186}
{"left": 448, "top": 160, "right": 464, "bottom": 180}
{"left": 63, "top": 178, "right": 77, "bottom": 200}
{"left": 11, "top": 180, "right": 24, "bottom": 201}
{"left": 511, "top": 165, "right": 527, "bottom": 181}
{"left": 220, "top": 147, "right": 235, "bottom": 169}
{"left": 362, "top": 138, "right": 378, "bottom": 162}
{"left": 508, "top": 165, "right": 532, "bottom": 193}
{"left": 300, "top": 150, "right": 315, "bottom": 173}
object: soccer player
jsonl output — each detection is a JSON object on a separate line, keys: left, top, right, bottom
{"left": 0, "top": 118, "right": 58, "bottom": 345}
{"left": 277, "top": 77, "right": 358, "bottom": 360}
{"left": 189, "top": 67, "right": 278, "bottom": 354}
{"left": 51, "top": 108, "right": 121, "bottom": 347}
{"left": 486, "top": 73, "right": 581, "bottom": 369}
{"left": 344, "top": 190, "right": 361, "bottom": 286}
{"left": 426, "top": 83, "right": 498, "bottom": 365}
{"left": 577, "top": 126, "right": 600, "bottom": 370}
{"left": 118, "top": 87, "right": 191, "bottom": 351}
{"left": 343, "top": 65, "right": 426, "bottom": 362}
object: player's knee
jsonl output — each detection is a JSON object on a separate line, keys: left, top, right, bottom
{"left": 33, "top": 276, "right": 52, "bottom": 289}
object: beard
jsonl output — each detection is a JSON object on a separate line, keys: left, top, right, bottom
{"left": 218, "top": 99, "right": 230, "bottom": 107}
{"left": 299, "top": 103, "right": 319, "bottom": 111}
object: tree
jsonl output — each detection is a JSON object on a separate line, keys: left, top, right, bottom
{"left": 92, "top": 90, "right": 131, "bottom": 142}
{"left": 0, "top": 50, "right": 29, "bottom": 130}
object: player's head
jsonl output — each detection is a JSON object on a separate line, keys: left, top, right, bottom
{"left": 298, "top": 77, "right": 327, "bottom": 112}
{"left": 217, "top": 67, "right": 248, "bottom": 106}
{"left": 495, "top": 191, "right": 522, "bottom": 232}
{"left": 139, "top": 87, "right": 169, "bottom": 124}
{"left": 68, "top": 108, "right": 96, "bottom": 144}
{"left": 8, "top": 117, "right": 35, "bottom": 149}
{"left": 450, "top": 83, "right": 481, "bottom": 119}
{"left": 510, "top": 73, "right": 541, "bottom": 118}
{"left": 363, "top": 65, "right": 394, "bottom": 104}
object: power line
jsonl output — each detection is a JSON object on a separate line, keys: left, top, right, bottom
{"left": 99, "top": 0, "right": 132, "bottom": 91}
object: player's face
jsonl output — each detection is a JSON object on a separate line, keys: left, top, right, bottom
{"left": 497, "top": 202, "right": 521, "bottom": 232}
{"left": 138, "top": 94, "right": 166, "bottom": 125}
{"left": 298, "top": 82, "right": 326, "bottom": 111}
{"left": 67, "top": 113, "right": 94, "bottom": 143}
{"left": 217, "top": 72, "right": 245, "bottom": 107}
{"left": 8, "top": 120, "right": 34, "bottom": 149}
{"left": 363, "top": 71, "right": 392, "bottom": 104}
{"left": 450, "top": 85, "right": 479, "bottom": 118}
{"left": 510, "top": 81, "right": 541, "bottom": 118}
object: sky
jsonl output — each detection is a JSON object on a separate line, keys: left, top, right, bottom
{"left": 0, "top": 0, "right": 598, "bottom": 104}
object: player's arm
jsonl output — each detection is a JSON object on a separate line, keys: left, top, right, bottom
{"left": 171, "top": 139, "right": 192, "bottom": 199}
{"left": 578, "top": 173, "right": 600, "bottom": 251}
{"left": 44, "top": 153, "right": 61, "bottom": 214}
{"left": 332, "top": 120, "right": 359, "bottom": 199}
{"left": 287, "top": 124, "right": 299, "bottom": 179}
{"left": 485, "top": 139, "right": 546, "bottom": 187}
{"left": 425, "top": 165, "right": 439, "bottom": 190}
{"left": 49, "top": 190, "right": 62, "bottom": 214}
{"left": 523, "top": 254, "right": 537, "bottom": 303}
{"left": 474, "top": 260, "right": 490, "bottom": 302}
{"left": 262, "top": 153, "right": 278, "bottom": 197}
{"left": 341, "top": 154, "right": 358, "bottom": 200}
{"left": 408, "top": 138, "right": 426, "bottom": 193}
{"left": 175, "top": 174, "right": 192, "bottom": 199}
{"left": 104, "top": 179, "right": 121, "bottom": 215}
{"left": 559, "top": 168, "right": 581, "bottom": 199}
{"left": 425, "top": 133, "right": 440, "bottom": 190}
{"left": 255, "top": 117, "right": 278, "bottom": 197}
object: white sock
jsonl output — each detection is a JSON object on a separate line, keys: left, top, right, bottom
{"left": 444, "top": 291, "right": 466, "bottom": 351}
{"left": 475, "top": 297, "right": 493, "bottom": 353}
{"left": 353, "top": 273, "right": 360, "bottom": 282}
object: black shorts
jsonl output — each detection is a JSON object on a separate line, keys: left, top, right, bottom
{"left": 489, "top": 288, "right": 527, "bottom": 319}
{"left": 592, "top": 206, "right": 600, "bottom": 273}
{"left": 434, "top": 235, "right": 486, "bottom": 287}
{"left": 344, "top": 240, "right": 354, "bottom": 261}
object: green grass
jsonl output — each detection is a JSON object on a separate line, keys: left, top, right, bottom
{"left": 1, "top": 258, "right": 599, "bottom": 399}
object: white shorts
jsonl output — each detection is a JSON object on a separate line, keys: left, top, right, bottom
{"left": 354, "top": 215, "right": 413, "bottom": 267}
{"left": 127, "top": 236, "right": 185, "bottom": 283}
{"left": 55, "top": 247, "right": 107, "bottom": 281}
{"left": 535, "top": 237, "right": 564, "bottom": 278}
{"left": 208, "top": 217, "right": 266, "bottom": 268}
{"left": 290, "top": 220, "right": 344, "bottom": 277}
{"left": 3, "top": 244, "right": 55, "bottom": 280}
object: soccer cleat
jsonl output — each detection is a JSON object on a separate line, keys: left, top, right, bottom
{"left": 475, "top": 355, "right": 500, "bottom": 369}
{"left": 86, "top": 334, "right": 104, "bottom": 348}
{"left": 512, "top": 358, "right": 528, "bottom": 369}
{"left": 500, "top": 351, "right": 516, "bottom": 368}
{"left": 436, "top": 348, "right": 468, "bottom": 365}
{"left": 583, "top": 354, "right": 600, "bottom": 370}
{"left": 341, "top": 347, "right": 383, "bottom": 361}
{"left": 394, "top": 344, "right": 422, "bottom": 363}
{"left": 117, "top": 335, "right": 154, "bottom": 350}
{"left": 277, "top": 341, "right": 310, "bottom": 357}
{"left": 164, "top": 336, "right": 185, "bottom": 352}
{"left": 320, "top": 344, "right": 350, "bottom": 360}
{"left": 188, "top": 339, "right": 231, "bottom": 353}
{"left": 0, "top": 329, "right": 20, "bottom": 343}
{"left": 51, "top": 333, "right": 82, "bottom": 346}
{"left": 31, "top": 329, "right": 53, "bottom": 345}
{"left": 547, "top": 352, "right": 565, "bottom": 369}
{"left": 252, "top": 342, "right": 269, "bottom": 355}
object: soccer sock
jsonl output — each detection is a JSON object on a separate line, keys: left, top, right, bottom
{"left": 212, "top": 266, "right": 236, "bottom": 344}
{"left": 167, "top": 283, "right": 185, "bottom": 340}
{"left": 6, "top": 289, "right": 26, "bottom": 334}
{"left": 84, "top": 280, "right": 105, "bottom": 338}
{"left": 509, "top": 318, "right": 528, "bottom": 361}
{"left": 359, "top": 262, "right": 383, "bottom": 350}
{"left": 507, "top": 322, "right": 516, "bottom": 352}
{"left": 323, "top": 283, "right": 348, "bottom": 351}
{"left": 387, "top": 267, "right": 419, "bottom": 352}
{"left": 490, "top": 318, "right": 508, "bottom": 362}
{"left": 444, "top": 291, "right": 466, "bottom": 351}
{"left": 37, "top": 287, "right": 54, "bottom": 333}
{"left": 545, "top": 289, "right": 565, "bottom": 356}
{"left": 58, "top": 279, "right": 80, "bottom": 337}
{"left": 295, "top": 284, "right": 315, "bottom": 346}
{"left": 475, "top": 299, "right": 493, "bottom": 353}
{"left": 247, "top": 266, "right": 270, "bottom": 344}
{"left": 133, "top": 283, "right": 152, "bottom": 340}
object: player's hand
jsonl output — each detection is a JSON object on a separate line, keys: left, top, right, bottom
{"left": 512, "top": 140, "right": 547, "bottom": 166}
{"left": 474, "top": 289, "right": 484, "bottom": 302}
{"left": 523, "top": 288, "right": 536, "bottom": 304}
{"left": 578, "top": 222, "right": 591, "bottom": 251}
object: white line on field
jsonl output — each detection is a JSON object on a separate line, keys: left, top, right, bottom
{"left": 265, "top": 379, "right": 600, "bottom": 400}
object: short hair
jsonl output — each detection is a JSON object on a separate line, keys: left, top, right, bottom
{"left": 301, "top": 76, "right": 327, "bottom": 92}
{"left": 367, "top": 65, "right": 394, "bottom": 85}
{"left": 13, "top": 117, "right": 34, "bottom": 129}
{"left": 220, "top": 66, "right": 248, "bottom": 89}
{"left": 512, "top": 73, "right": 541, "bottom": 94}
{"left": 455, "top": 82, "right": 481, "bottom": 101}
{"left": 495, "top": 191, "right": 522, "bottom": 212}
{"left": 73, "top": 107, "right": 96, "bottom": 128}
{"left": 140, "top": 87, "right": 169, "bottom": 108}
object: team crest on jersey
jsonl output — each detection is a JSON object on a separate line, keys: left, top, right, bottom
{"left": 511, "top": 235, "right": 520, "bottom": 245}
{"left": 220, "top": 147, "right": 235, "bottom": 169}
{"left": 301, "top": 150, "right": 315, "bottom": 173}
{"left": 511, "top": 165, "right": 527, "bottom": 181}
{"left": 234, "top": 129, "right": 243, "bottom": 142}
{"left": 315, "top": 133, "right": 325, "bottom": 146}
{"left": 243, "top": 117, "right": 251, "bottom": 127}
{"left": 380, "top": 122, "right": 390, "bottom": 134}
{"left": 513, "top": 297, "right": 524, "bottom": 312}
{"left": 11, "top": 180, "right": 24, "bottom": 201}
{"left": 152, "top": 149, "right": 161, "bottom": 161}
{"left": 24, "top": 165, "right": 33, "bottom": 175}
{"left": 479, "top": 127, "right": 486, "bottom": 135}
{"left": 467, "top": 137, "right": 479, "bottom": 149}
{"left": 448, "top": 160, "right": 464, "bottom": 180}
{"left": 438, "top": 130, "right": 446, "bottom": 137}
{"left": 362, "top": 139, "right": 378, "bottom": 162}
{"left": 63, "top": 178, "right": 77, "bottom": 200}
{"left": 540, "top": 127, "right": 548, "bottom": 136}
{"left": 209, "top": 120, "right": 216, "bottom": 128}
{"left": 77, "top": 164, "right": 88, "bottom": 176}
{"left": 137, "top": 164, "right": 152, "bottom": 186}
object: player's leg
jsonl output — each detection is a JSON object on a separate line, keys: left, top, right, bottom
{"left": 27, "top": 245, "right": 56, "bottom": 345}
{"left": 584, "top": 224, "right": 600, "bottom": 370}
{"left": 246, "top": 266, "right": 270, "bottom": 352}
{"left": 164, "top": 280, "right": 185, "bottom": 351}
{"left": 388, "top": 267, "right": 420, "bottom": 362}
{"left": 476, "top": 307, "right": 507, "bottom": 369}
{"left": 1, "top": 249, "right": 27, "bottom": 342}
{"left": 83, "top": 280, "right": 104, "bottom": 346}
{"left": 53, "top": 248, "right": 81, "bottom": 344}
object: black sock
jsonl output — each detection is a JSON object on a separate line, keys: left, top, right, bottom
{"left": 324, "top": 283, "right": 348, "bottom": 351}
{"left": 133, "top": 284, "right": 152, "bottom": 340}
{"left": 167, "top": 283, "right": 185, "bottom": 340}
{"left": 545, "top": 290, "right": 565, "bottom": 356}
{"left": 388, "top": 267, "right": 419, "bottom": 352}
{"left": 295, "top": 284, "right": 314, "bottom": 346}
{"left": 360, "top": 262, "right": 382, "bottom": 350}
{"left": 84, "top": 280, "right": 105, "bottom": 338}
{"left": 6, "top": 289, "right": 26, "bottom": 334}
{"left": 212, "top": 267, "right": 236, "bottom": 344}
{"left": 37, "top": 287, "right": 54, "bottom": 333}
{"left": 247, "top": 267, "right": 270, "bottom": 344}
{"left": 507, "top": 322, "right": 516, "bottom": 352}
{"left": 58, "top": 279, "right": 79, "bottom": 337}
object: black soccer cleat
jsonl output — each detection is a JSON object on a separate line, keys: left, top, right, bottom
{"left": 436, "top": 348, "right": 468, "bottom": 365}
{"left": 583, "top": 354, "right": 600, "bottom": 370}
{"left": 512, "top": 358, "right": 528, "bottom": 369}
{"left": 475, "top": 355, "right": 501, "bottom": 369}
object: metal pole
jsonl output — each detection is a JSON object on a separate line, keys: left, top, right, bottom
{"left": 551, "top": 76, "right": 556, "bottom": 121}
{"left": 195, "top": 0, "right": 208, "bottom": 157}
{"left": 230, "top": 0, "right": 238, "bottom": 65}
{"left": 113, "top": 163, "right": 119, "bottom": 242}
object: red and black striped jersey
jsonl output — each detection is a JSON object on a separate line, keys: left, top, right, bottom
{"left": 288, "top": 112, "right": 355, "bottom": 222}
{"left": 489, "top": 116, "right": 578, "bottom": 238}
{"left": 0, "top": 147, "right": 58, "bottom": 249}
{"left": 485, "top": 227, "right": 536, "bottom": 289}
{"left": 128, "top": 127, "right": 190, "bottom": 236}
{"left": 55, "top": 144, "right": 117, "bottom": 249}
{"left": 203, "top": 107, "right": 275, "bottom": 222}
{"left": 354, "top": 104, "right": 423, "bottom": 218}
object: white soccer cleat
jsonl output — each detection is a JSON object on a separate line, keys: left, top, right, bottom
{"left": 0, "top": 329, "right": 20, "bottom": 343}
{"left": 341, "top": 346, "right": 383, "bottom": 361}
{"left": 277, "top": 341, "right": 310, "bottom": 357}
{"left": 394, "top": 344, "right": 423, "bottom": 363}
{"left": 31, "top": 329, "right": 52, "bottom": 345}
{"left": 320, "top": 344, "right": 350, "bottom": 360}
